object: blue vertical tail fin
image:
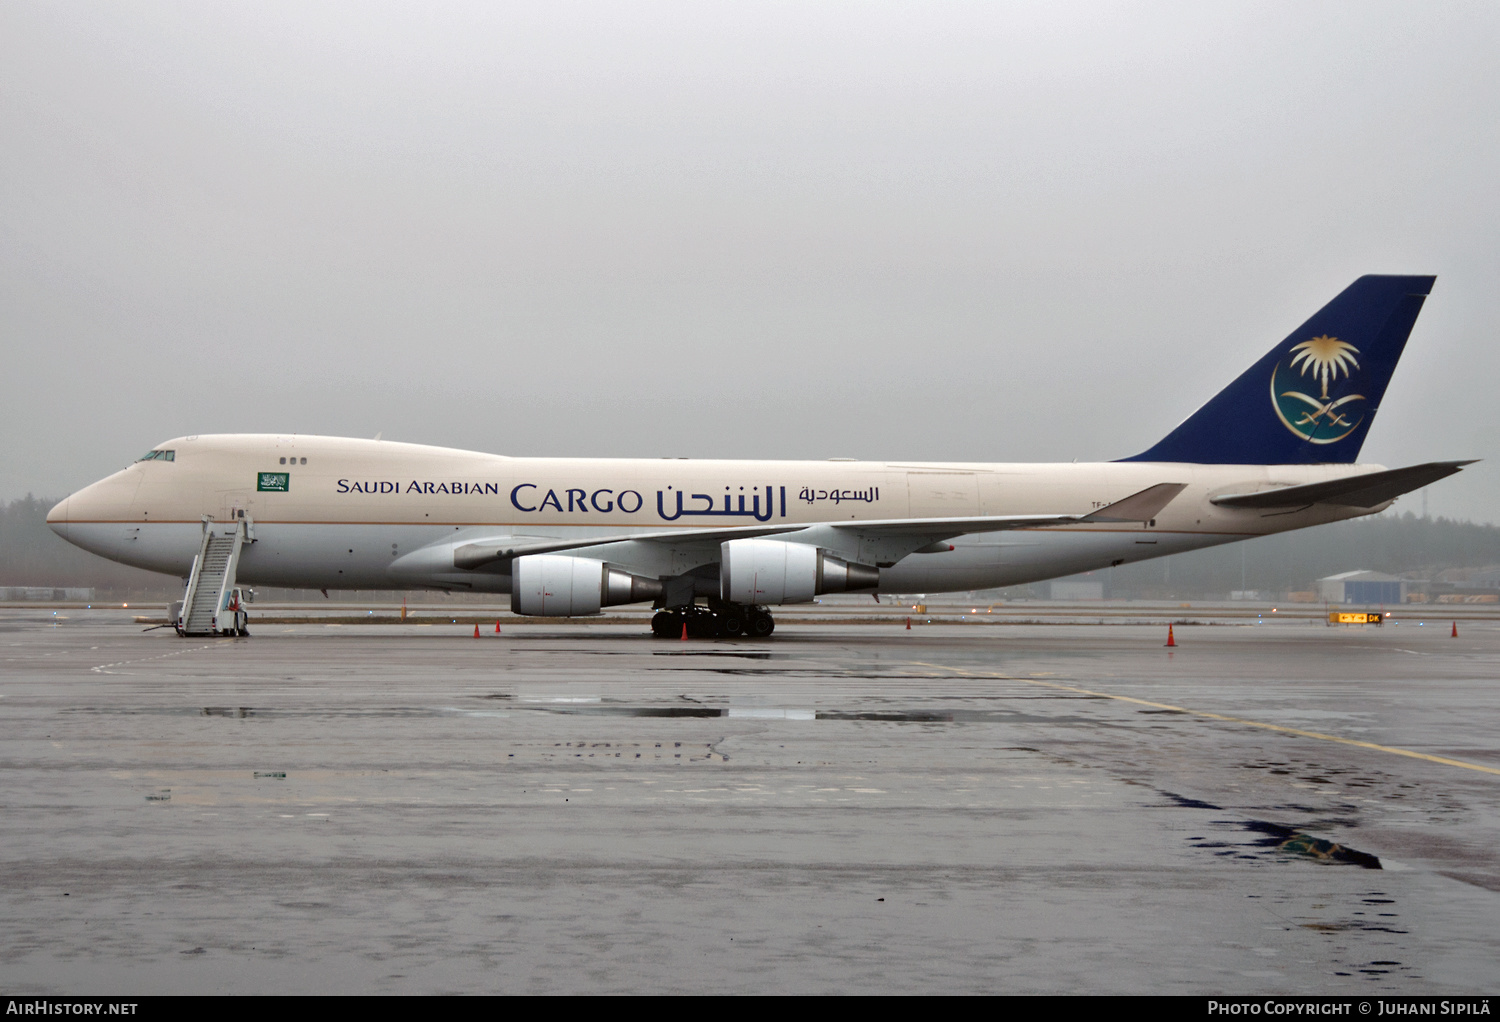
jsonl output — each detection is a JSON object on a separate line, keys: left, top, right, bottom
{"left": 1121, "top": 275, "right": 1435, "bottom": 465}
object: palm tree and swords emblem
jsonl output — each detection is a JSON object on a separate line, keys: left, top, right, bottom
{"left": 1270, "top": 334, "right": 1366, "bottom": 443}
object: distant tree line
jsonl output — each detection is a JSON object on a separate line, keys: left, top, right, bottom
{"left": 0, "top": 495, "right": 179, "bottom": 596}
{"left": 5, "top": 495, "right": 1500, "bottom": 601}
{"left": 1088, "top": 512, "right": 1500, "bottom": 599}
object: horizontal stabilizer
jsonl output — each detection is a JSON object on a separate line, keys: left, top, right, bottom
{"left": 1209, "top": 460, "right": 1476, "bottom": 510}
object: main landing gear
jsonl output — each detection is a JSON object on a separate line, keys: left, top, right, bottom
{"left": 651, "top": 601, "right": 774, "bottom": 639}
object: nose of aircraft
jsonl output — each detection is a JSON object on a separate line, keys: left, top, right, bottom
{"left": 46, "top": 495, "right": 70, "bottom": 540}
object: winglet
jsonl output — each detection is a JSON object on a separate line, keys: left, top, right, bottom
{"left": 1081, "top": 483, "right": 1188, "bottom": 523}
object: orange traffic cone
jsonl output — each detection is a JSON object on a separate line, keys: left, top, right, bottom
{"left": 473, "top": 624, "right": 480, "bottom": 638}
{"left": 1452, "top": 621, "right": 1458, "bottom": 638}
{"left": 495, "top": 620, "right": 502, "bottom": 633}
{"left": 680, "top": 621, "right": 689, "bottom": 641}
{"left": 906, "top": 616, "right": 911, "bottom": 630}
{"left": 1165, "top": 624, "right": 1176, "bottom": 647}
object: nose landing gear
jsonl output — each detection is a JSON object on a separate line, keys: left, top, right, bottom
{"left": 651, "top": 602, "right": 774, "bottom": 639}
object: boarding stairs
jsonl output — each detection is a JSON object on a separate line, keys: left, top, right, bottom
{"left": 177, "top": 517, "right": 250, "bottom": 636}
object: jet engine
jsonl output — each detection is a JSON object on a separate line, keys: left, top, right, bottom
{"left": 719, "top": 539, "right": 879, "bottom": 605}
{"left": 511, "top": 554, "right": 663, "bottom": 616}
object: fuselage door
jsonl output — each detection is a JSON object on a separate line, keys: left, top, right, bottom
{"left": 219, "top": 490, "right": 253, "bottom": 523}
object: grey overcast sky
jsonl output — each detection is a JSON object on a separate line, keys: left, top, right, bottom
{"left": 3, "top": 2, "right": 1497, "bottom": 519}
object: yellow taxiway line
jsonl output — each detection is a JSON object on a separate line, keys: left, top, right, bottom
{"left": 908, "top": 660, "right": 1500, "bottom": 777}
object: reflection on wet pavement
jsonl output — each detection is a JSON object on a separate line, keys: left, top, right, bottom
{"left": 1, "top": 611, "right": 1496, "bottom": 993}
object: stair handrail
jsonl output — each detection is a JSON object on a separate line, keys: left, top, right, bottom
{"left": 178, "top": 517, "right": 215, "bottom": 631}
{"left": 210, "top": 518, "right": 247, "bottom": 634}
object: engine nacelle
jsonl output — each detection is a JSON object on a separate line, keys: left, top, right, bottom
{"left": 511, "top": 555, "right": 663, "bottom": 616}
{"left": 719, "top": 539, "right": 879, "bottom": 605}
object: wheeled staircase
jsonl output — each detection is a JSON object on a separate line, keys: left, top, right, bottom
{"left": 178, "top": 518, "right": 249, "bottom": 636}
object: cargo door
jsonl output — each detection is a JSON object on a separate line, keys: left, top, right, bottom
{"left": 906, "top": 472, "right": 980, "bottom": 518}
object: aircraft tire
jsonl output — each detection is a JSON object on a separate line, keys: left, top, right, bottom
{"left": 650, "top": 611, "right": 678, "bottom": 638}
{"left": 719, "top": 610, "right": 745, "bottom": 637}
{"left": 687, "top": 611, "right": 716, "bottom": 639}
{"left": 749, "top": 611, "right": 774, "bottom": 637}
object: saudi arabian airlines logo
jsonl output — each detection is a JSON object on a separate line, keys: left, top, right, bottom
{"left": 1271, "top": 334, "right": 1366, "bottom": 444}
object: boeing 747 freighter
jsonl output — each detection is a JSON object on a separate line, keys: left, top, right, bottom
{"left": 47, "top": 275, "right": 1471, "bottom": 637}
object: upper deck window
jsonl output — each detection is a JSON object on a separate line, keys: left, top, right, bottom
{"left": 136, "top": 450, "right": 175, "bottom": 462}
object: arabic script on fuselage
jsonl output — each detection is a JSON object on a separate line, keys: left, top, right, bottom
{"left": 657, "top": 486, "right": 784, "bottom": 522}
{"left": 333, "top": 481, "right": 883, "bottom": 522}
{"left": 797, "top": 486, "right": 879, "bottom": 506}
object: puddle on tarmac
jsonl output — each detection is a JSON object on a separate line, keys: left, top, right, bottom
{"left": 519, "top": 649, "right": 781, "bottom": 660}
{"left": 65, "top": 706, "right": 263, "bottom": 718}
{"left": 1160, "top": 791, "right": 1222, "bottom": 810}
{"left": 652, "top": 651, "right": 777, "bottom": 660}
{"left": 1187, "top": 819, "right": 1382, "bottom": 869}
{"left": 659, "top": 667, "right": 949, "bottom": 680}
{"left": 499, "top": 705, "right": 1087, "bottom": 723}
{"left": 1242, "top": 821, "right": 1383, "bottom": 869}
{"left": 531, "top": 705, "right": 728, "bottom": 718}
{"left": 1158, "top": 788, "right": 1382, "bottom": 869}
{"left": 64, "top": 702, "right": 1099, "bottom": 724}
{"left": 66, "top": 705, "right": 502, "bottom": 719}
{"left": 816, "top": 710, "right": 955, "bottom": 722}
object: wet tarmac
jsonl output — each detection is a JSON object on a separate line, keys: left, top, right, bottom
{"left": 2, "top": 609, "right": 1497, "bottom": 993}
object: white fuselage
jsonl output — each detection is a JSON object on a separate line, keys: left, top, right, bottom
{"left": 48, "top": 434, "right": 1388, "bottom": 595}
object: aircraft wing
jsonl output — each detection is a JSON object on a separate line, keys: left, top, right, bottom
{"left": 452, "top": 483, "right": 1187, "bottom": 570}
{"left": 1209, "top": 461, "right": 1476, "bottom": 510}
{"left": 827, "top": 482, "right": 1189, "bottom": 537}
{"left": 452, "top": 523, "right": 806, "bottom": 569}
{"left": 812, "top": 482, "right": 1186, "bottom": 563}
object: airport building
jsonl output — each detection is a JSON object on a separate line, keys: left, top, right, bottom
{"left": 0, "top": 587, "right": 96, "bottom": 601}
{"left": 1317, "top": 570, "right": 1404, "bottom": 605}
{"left": 1048, "top": 580, "right": 1104, "bottom": 600}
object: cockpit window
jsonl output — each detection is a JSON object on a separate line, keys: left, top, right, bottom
{"left": 137, "top": 450, "right": 175, "bottom": 462}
